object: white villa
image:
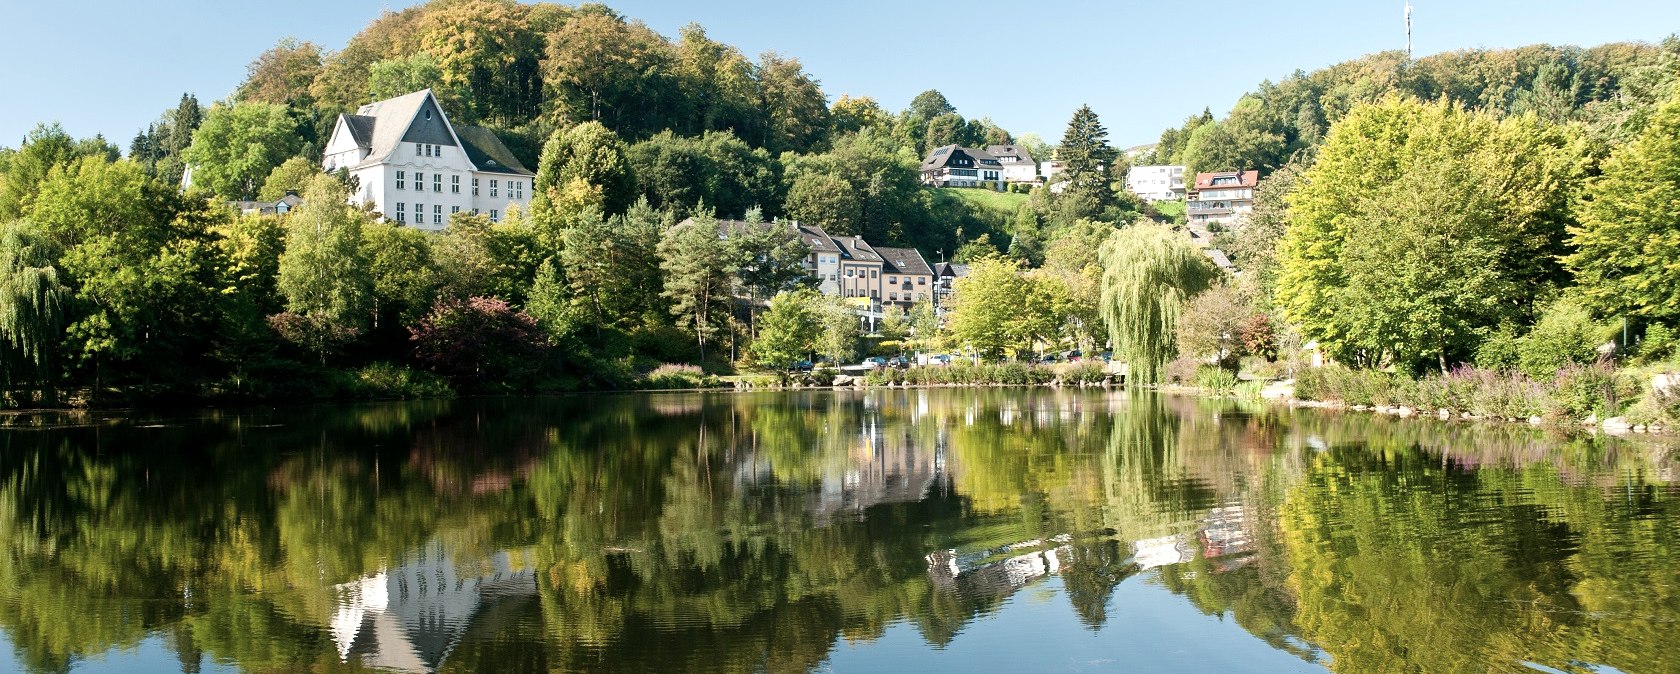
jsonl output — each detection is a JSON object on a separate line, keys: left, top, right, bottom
{"left": 321, "top": 89, "right": 534, "bottom": 230}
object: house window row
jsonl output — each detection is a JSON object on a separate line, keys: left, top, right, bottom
{"left": 415, "top": 143, "right": 445, "bottom": 158}
{"left": 888, "top": 292, "right": 927, "bottom": 302}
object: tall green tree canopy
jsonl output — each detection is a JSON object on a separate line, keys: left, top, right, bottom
{"left": 1274, "top": 97, "right": 1584, "bottom": 370}
{"left": 182, "top": 102, "right": 302, "bottom": 200}
{"left": 1098, "top": 223, "right": 1219, "bottom": 383}
{"left": 274, "top": 175, "right": 374, "bottom": 356}
{"left": 1567, "top": 84, "right": 1680, "bottom": 323}
{"left": 531, "top": 121, "right": 635, "bottom": 227}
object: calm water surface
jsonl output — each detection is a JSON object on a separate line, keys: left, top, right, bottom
{"left": 1, "top": 390, "right": 1676, "bottom": 673}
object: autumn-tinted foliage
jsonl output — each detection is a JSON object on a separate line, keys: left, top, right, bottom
{"left": 410, "top": 296, "right": 550, "bottom": 392}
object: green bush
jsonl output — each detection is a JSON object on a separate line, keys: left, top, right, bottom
{"left": 1637, "top": 324, "right": 1675, "bottom": 363}
{"left": 1552, "top": 363, "right": 1637, "bottom": 419}
{"left": 1056, "top": 362, "right": 1107, "bottom": 385}
{"left": 1194, "top": 366, "right": 1239, "bottom": 393}
{"left": 639, "top": 363, "right": 721, "bottom": 390}
{"left": 1518, "top": 299, "right": 1603, "bottom": 379}
{"left": 342, "top": 362, "right": 455, "bottom": 399}
{"left": 1474, "top": 324, "right": 1522, "bottom": 372}
{"left": 1293, "top": 364, "right": 1397, "bottom": 406}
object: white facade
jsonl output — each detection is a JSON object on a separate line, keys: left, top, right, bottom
{"left": 322, "top": 90, "right": 534, "bottom": 231}
{"left": 984, "top": 145, "right": 1039, "bottom": 183}
{"left": 1124, "top": 165, "right": 1186, "bottom": 202}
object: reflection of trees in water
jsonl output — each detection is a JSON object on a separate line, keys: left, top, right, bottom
{"left": 0, "top": 393, "right": 1677, "bottom": 672}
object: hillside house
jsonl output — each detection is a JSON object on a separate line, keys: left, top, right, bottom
{"left": 983, "top": 144, "right": 1039, "bottom": 183}
{"left": 1186, "top": 170, "right": 1258, "bottom": 228}
{"left": 920, "top": 145, "right": 1005, "bottom": 189}
{"left": 321, "top": 89, "right": 534, "bottom": 230}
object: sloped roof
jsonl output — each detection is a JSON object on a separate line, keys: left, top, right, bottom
{"left": 921, "top": 145, "right": 1001, "bottom": 171}
{"left": 352, "top": 90, "right": 434, "bottom": 167}
{"left": 1192, "top": 170, "right": 1259, "bottom": 190}
{"left": 455, "top": 126, "right": 532, "bottom": 175}
{"left": 794, "top": 222, "right": 839, "bottom": 253}
{"left": 832, "top": 235, "right": 881, "bottom": 262}
{"left": 984, "top": 144, "right": 1034, "bottom": 163}
{"left": 874, "top": 246, "right": 933, "bottom": 276}
{"left": 342, "top": 115, "right": 377, "bottom": 147}
{"left": 1203, "top": 248, "right": 1235, "bottom": 271}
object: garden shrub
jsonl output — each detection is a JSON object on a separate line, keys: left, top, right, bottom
{"left": 1518, "top": 299, "right": 1603, "bottom": 379}
{"left": 1194, "top": 366, "right": 1239, "bottom": 393}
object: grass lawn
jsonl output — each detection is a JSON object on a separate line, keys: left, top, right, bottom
{"left": 1152, "top": 199, "right": 1186, "bottom": 224}
{"left": 939, "top": 187, "right": 1031, "bottom": 214}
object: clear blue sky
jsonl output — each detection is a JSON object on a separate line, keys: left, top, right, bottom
{"left": 1, "top": 0, "right": 1674, "bottom": 150}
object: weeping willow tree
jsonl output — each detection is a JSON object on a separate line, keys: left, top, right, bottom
{"left": 1098, "top": 223, "right": 1220, "bottom": 383}
{"left": 0, "top": 222, "right": 66, "bottom": 404}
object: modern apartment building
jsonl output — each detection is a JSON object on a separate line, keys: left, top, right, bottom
{"left": 1124, "top": 165, "right": 1187, "bottom": 202}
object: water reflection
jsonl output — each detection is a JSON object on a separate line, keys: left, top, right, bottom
{"left": 0, "top": 390, "right": 1675, "bottom": 673}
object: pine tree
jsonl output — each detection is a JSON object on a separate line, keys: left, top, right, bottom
{"left": 1059, "top": 105, "right": 1117, "bottom": 192}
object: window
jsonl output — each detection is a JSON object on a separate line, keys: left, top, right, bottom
{"left": 490, "top": 180, "right": 499, "bottom": 198}
{"left": 415, "top": 143, "right": 422, "bottom": 156}
{"left": 395, "top": 202, "right": 406, "bottom": 223}
{"left": 433, "top": 173, "right": 442, "bottom": 192}
{"left": 870, "top": 290, "right": 879, "bottom": 298}
{"left": 889, "top": 292, "right": 898, "bottom": 301}
{"left": 471, "top": 208, "right": 479, "bottom": 215}
{"left": 396, "top": 171, "right": 405, "bottom": 190}
{"left": 424, "top": 144, "right": 431, "bottom": 157}
{"left": 918, "top": 277, "right": 927, "bottom": 285}
{"left": 451, "top": 175, "right": 460, "bottom": 193}
{"left": 434, "top": 204, "right": 442, "bottom": 225}
{"left": 846, "top": 269, "right": 854, "bottom": 278}
{"left": 415, "top": 204, "right": 423, "bottom": 223}
{"left": 490, "top": 209, "right": 498, "bottom": 223}
{"left": 451, "top": 206, "right": 460, "bottom": 216}
{"left": 472, "top": 178, "right": 479, "bottom": 196}
{"left": 414, "top": 173, "right": 424, "bottom": 190}
{"left": 870, "top": 270, "right": 878, "bottom": 279}
{"left": 514, "top": 181, "right": 523, "bottom": 200}
{"left": 887, "top": 276, "right": 897, "bottom": 285}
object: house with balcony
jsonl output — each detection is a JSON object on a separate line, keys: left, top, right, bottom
{"left": 1125, "top": 165, "right": 1187, "bottom": 202}
{"left": 794, "top": 222, "right": 843, "bottom": 295}
{"left": 920, "top": 145, "right": 1005, "bottom": 189}
{"left": 983, "top": 144, "right": 1039, "bottom": 183}
{"left": 321, "top": 89, "right": 534, "bottom": 230}
{"left": 1185, "top": 169, "right": 1259, "bottom": 229}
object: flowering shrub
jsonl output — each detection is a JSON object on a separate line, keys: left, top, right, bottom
{"left": 410, "top": 297, "right": 550, "bottom": 392}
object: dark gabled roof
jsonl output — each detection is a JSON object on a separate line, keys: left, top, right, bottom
{"left": 920, "top": 145, "right": 1001, "bottom": 171}
{"left": 793, "top": 222, "right": 839, "bottom": 253}
{"left": 832, "top": 235, "right": 881, "bottom": 262}
{"left": 455, "top": 126, "right": 533, "bottom": 175}
{"left": 984, "top": 144, "right": 1034, "bottom": 163}
{"left": 342, "top": 114, "right": 376, "bottom": 147}
{"left": 934, "top": 262, "right": 969, "bottom": 278}
{"left": 874, "top": 247, "right": 933, "bottom": 277}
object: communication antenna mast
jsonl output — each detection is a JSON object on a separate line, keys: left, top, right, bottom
{"left": 1404, "top": 2, "right": 1414, "bottom": 59}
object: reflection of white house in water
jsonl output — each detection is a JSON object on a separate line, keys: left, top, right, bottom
{"left": 926, "top": 535, "right": 1073, "bottom": 598}
{"left": 1129, "top": 503, "right": 1255, "bottom": 571}
{"left": 330, "top": 541, "right": 538, "bottom": 673}
{"left": 736, "top": 411, "right": 948, "bottom": 522}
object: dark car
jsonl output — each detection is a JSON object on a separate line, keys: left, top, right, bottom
{"left": 791, "top": 360, "right": 814, "bottom": 372}
{"left": 887, "top": 356, "right": 909, "bottom": 368}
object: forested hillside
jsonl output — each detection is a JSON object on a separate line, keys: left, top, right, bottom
{"left": 1138, "top": 39, "right": 1680, "bottom": 175}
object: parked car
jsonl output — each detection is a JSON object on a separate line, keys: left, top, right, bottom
{"left": 887, "top": 356, "right": 909, "bottom": 369}
{"left": 791, "top": 360, "right": 814, "bottom": 372}
{"left": 1037, "top": 352, "right": 1060, "bottom": 363}
{"left": 862, "top": 357, "right": 888, "bottom": 370}
{"left": 1063, "top": 350, "right": 1083, "bottom": 362}
{"left": 1098, "top": 351, "right": 1113, "bottom": 363}
{"left": 928, "top": 354, "right": 953, "bottom": 366}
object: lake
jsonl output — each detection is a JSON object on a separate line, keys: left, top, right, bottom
{"left": 0, "top": 389, "right": 1675, "bottom": 673}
